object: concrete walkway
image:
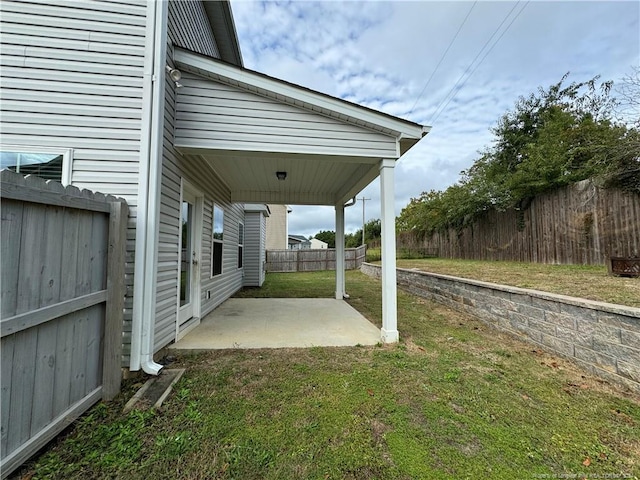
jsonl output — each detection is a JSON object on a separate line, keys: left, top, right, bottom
{"left": 169, "top": 298, "right": 381, "bottom": 350}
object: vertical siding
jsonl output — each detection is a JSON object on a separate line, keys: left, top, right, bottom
{"left": 168, "top": 0, "right": 219, "bottom": 57}
{"left": 154, "top": 12, "right": 240, "bottom": 353}
{"left": 0, "top": 0, "right": 148, "bottom": 365}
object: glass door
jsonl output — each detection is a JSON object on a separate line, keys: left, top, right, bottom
{"left": 179, "top": 191, "right": 196, "bottom": 325}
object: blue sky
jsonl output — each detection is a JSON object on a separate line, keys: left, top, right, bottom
{"left": 231, "top": 0, "right": 640, "bottom": 239}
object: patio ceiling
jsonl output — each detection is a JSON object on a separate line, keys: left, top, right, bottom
{"left": 173, "top": 48, "right": 429, "bottom": 206}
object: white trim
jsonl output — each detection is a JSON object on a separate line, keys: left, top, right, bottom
{"left": 177, "top": 178, "right": 203, "bottom": 339}
{"left": 0, "top": 144, "right": 73, "bottom": 186}
{"left": 380, "top": 159, "right": 398, "bottom": 343}
{"left": 335, "top": 204, "right": 345, "bottom": 300}
{"left": 173, "top": 48, "right": 428, "bottom": 142}
{"left": 131, "top": 0, "right": 167, "bottom": 375}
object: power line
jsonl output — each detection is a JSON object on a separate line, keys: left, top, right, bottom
{"left": 428, "top": 1, "right": 529, "bottom": 125}
{"left": 409, "top": 1, "right": 478, "bottom": 115}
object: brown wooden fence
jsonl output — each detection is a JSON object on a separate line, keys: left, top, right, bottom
{"left": 0, "top": 171, "right": 127, "bottom": 478}
{"left": 266, "top": 245, "right": 366, "bottom": 272}
{"left": 398, "top": 180, "right": 640, "bottom": 265}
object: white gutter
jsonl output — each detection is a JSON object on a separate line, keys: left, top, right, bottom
{"left": 131, "top": 0, "right": 167, "bottom": 375}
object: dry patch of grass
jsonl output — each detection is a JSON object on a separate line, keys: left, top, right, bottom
{"left": 395, "top": 258, "right": 640, "bottom": 308}
{"left": 18, "top": 271, "right": 640, "bottom": 480}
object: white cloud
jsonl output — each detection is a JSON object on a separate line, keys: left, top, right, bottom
{"left": 231, "top": 0, "right": 640, "bottom": 238}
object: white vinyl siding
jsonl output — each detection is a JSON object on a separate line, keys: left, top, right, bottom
{"left": 0, "top": 0, "right": 148, "bottom": 364}
{"left": 168, "top": 0, "right": 219, "bottom": 58}
{"left": 243, "top": 211, "right": 266, "bottom": 287}
{"left": 154, "top": 16, "right": 241, "bottom": 353}
{"left": 174, "top": 74, "right": 399, "bottom": 158}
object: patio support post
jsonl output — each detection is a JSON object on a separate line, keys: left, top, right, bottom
{"left": 335, "top": 202, "right": 345, "bottom": 299}
{"left": 380, "top": 158, "right": 398, "bottom": 342}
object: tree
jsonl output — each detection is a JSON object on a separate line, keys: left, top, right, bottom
{"left": 616, "top": 65, "right": 640, "bottom": 127}
{"left": 397, "top": 73, "right": 639, "bottom": 236}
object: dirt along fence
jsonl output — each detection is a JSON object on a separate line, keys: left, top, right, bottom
{"left": 0, "top": 171, "right": 127, "bottom": 478}
{"left": 266, "top": 245, "right": 366, "bottom": 272}
{"left": 398, "top": 180, "right": 640, "bottom": 265}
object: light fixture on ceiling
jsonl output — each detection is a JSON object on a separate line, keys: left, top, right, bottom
{"left": 166, "top": 66, "right": 183, "bottom": 88}
{"left": 276, "top": 171, "right": 287, "bottom": 181}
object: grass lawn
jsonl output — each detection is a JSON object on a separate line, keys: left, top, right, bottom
{"left": 391, "top": 258, "right": 640, "bottom": 308}
{"left": 18, "top": 271, "right": 640, "bottom": 480}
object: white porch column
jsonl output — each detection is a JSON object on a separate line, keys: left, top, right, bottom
{"left": 380, "top": 159, "right": 398, "bottom": 342}
{"left": 335, "top": 203, "right": 345, "bottom": 299}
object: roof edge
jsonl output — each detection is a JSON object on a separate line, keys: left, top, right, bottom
{"left": 203, "top": 0, "right": 243, "bottom": 67}
{"left": 174, "top": 47, "right": 429, "bottom": 141}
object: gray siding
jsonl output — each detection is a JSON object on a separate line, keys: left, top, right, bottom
{"left": 244, "top": 212, "right": 266, "bottom": 287}
{"left": 154, "top": 14, "right": 242, "bottom": 352}
{"left": 0, "top": 1, "right": 146, "bottom": 193}
{"left": 0, "top": 0, "right": 148, "bottom": 365}
{"left": 168, "top": 0, "right": 219, "bottom": 57}
{"left": 174, "top": 74, "right": 399, "bottom": 158}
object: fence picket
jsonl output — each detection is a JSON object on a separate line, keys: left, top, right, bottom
{"left": 0, "top": 171, "right": 126, "bottom": 477}
{"left": 398, "top": 181, "right": 639, "bottom": 265}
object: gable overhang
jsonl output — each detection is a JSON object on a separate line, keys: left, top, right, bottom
{"left": 173, "top": 48, "right": 430, "bottom": 206}
{"left": 202, "top": 0, "right": 243, "bottom": 67}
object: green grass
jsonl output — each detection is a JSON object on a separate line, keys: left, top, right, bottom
{"left": 18, "top": 271, "right": 640, "bottom": 480}
{"left": 392, "top": 258, "right": 640, "bottom": 308}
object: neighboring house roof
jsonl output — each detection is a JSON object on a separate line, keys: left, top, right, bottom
{"left": 288, "top": 235, "right": 310, "bottom": 243}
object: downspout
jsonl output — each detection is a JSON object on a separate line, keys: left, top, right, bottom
{"left": 131, "top": 0, "right": 167, "bottom": 375}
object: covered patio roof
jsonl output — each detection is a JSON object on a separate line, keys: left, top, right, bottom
{"left": 173, "top": 47, "right": 429, "bottom": 206}
{"left": 171, "top": 46, "right": 431, "bottom": 344}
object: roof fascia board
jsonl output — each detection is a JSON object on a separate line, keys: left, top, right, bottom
{"left": 174, "top": 48, "right": 427, "bottom": 141}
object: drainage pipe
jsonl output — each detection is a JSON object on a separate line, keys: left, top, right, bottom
{"left": 131, "top": 0, "right": 168, "bottom": 375}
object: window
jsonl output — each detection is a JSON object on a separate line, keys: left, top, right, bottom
{"left": 0, "top": 146, "right": 73, "bottom": 185}
{"left": 211, "top": 204, "right": 224, "bottom": 276}
{"left": 238, "top": 222, "right": 244, "bottom": 269}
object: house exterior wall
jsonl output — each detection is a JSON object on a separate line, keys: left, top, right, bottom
{"left": 168, "top": 0, "right": 219, "bottom": 57}
{"left": 244, "top": 211, "right": 266, "bottom": 287}
{"left": 266, "top": 204, "right": 289, "bottom": 250}
{"left": 153, "top": 4, "right": 245, "bottom": 353}
{"left": 0, "top": 0, "right": 148, "bottom": 363}
{"left": 174, "top": 75, "right": 399, "bottom": 158}
{"left": 310, "top": 238, "right": 328, "bottom": 249}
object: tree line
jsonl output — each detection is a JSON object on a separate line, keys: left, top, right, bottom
{"left": 397, "top": 71, "right": 639, "bottom": 238}
{"left": 313, "top": 218, "right": 381, "bottom": 248}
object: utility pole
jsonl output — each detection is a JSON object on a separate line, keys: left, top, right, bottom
{"left": 359, "top": 196, "right": 370, "bottom": 246}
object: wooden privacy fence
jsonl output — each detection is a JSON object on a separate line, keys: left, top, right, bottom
{"left": 266, "top": 245, "right": 366, "bottom": 272}
{"left": 0, "top": 171, "right": 127, "bottom": 478}
{"left": 398, "top": 180, "right": 640, "bottom": 265}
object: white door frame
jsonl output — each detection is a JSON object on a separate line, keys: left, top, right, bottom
{"left": 177, "top": 178, "right": 203, "bottom": 340}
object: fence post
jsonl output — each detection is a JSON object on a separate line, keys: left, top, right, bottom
{"left": 102, "top": 199, "right": 127, "bottom": 401}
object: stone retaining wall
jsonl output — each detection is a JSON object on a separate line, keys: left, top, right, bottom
{"left": 361, "top": 263, "right": 640, "bottom": 394}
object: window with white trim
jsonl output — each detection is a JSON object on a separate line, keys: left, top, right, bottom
{"left": 211, "top": 204, "right": 224, "bottom": 277}
{"left": 238, "top": 222, "right": 244, "bottom": 269}
{"left": 0, "top": 146, "right": 73, "bottom": 185}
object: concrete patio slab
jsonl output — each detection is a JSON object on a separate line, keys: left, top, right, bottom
{"left": 169, "top": 298, "right": 381, "bottom": 350}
